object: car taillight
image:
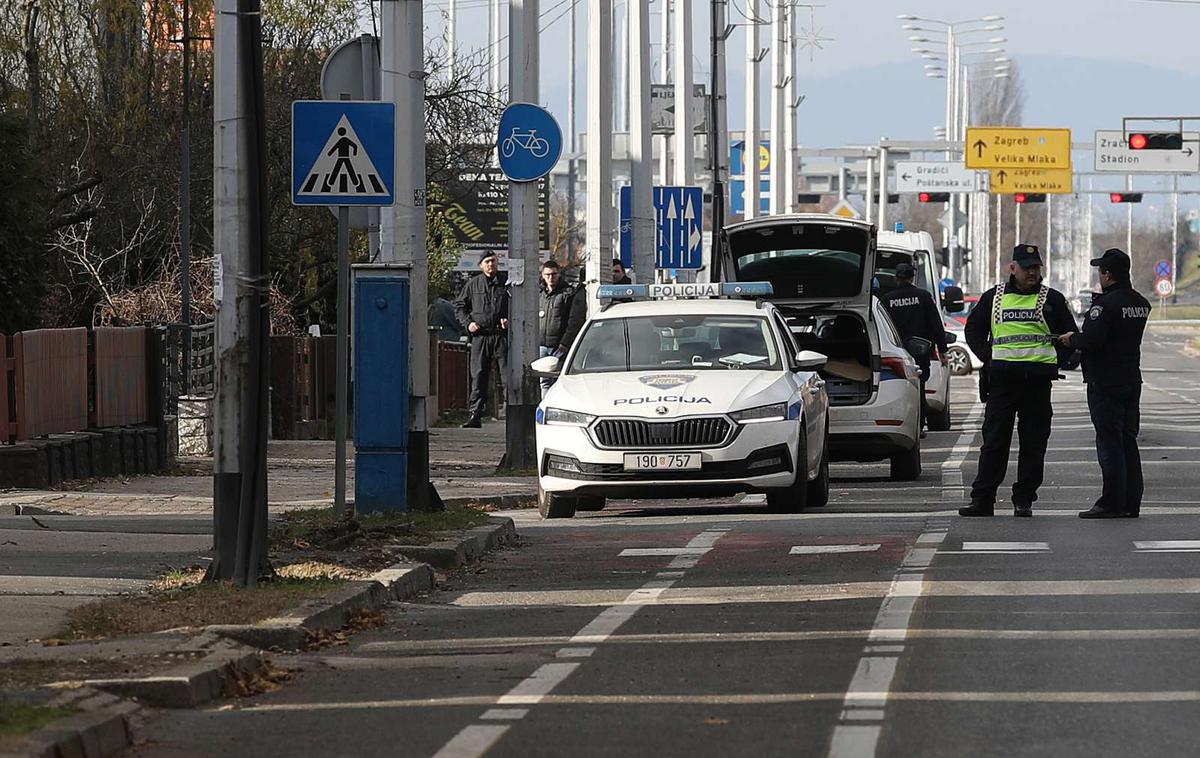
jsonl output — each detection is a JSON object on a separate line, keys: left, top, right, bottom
{"left": 881, "top": 356, "right": 908, "bottom": 380}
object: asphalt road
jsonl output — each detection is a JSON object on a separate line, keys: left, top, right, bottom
{"left": 135, "top": 335, "right": 1200, "bottom": 757}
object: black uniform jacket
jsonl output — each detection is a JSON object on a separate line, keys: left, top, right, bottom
{"left": 966, "top": 278, "right": 1078, "bottom": 382}
{"left": 1065, "top": 281, "right": 1150, "bottom": 388}
{"left": 539, "top": 280, "right": 576, "bottom": 349}
{"left": 881, "top": 283, "right": 948, "bottom": 355}
{"left": 454, "top": 273, "right": 509, "bottom": 335}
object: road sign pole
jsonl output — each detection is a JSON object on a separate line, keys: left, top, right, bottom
{"left": 1173, "top": 174, "right": 1179, "bottom": 296}
{"left": 587, "top": 0, "right": 614, "bottom": 300}
{"left": 629, "top": 0, "right": 654, "bottom": 280}
{"left": 673, "top": 0, "right": 693, "bottom": 186}
{"left": 1127, "top": 174, "right": 1134, "bottom": 263}
{"left": 335, "top": 205, "right": 349, "bottom": 516}
{"left": 876, "top": 145, "right": 888, "bottom": 231}
{"left": 864, "top": 157, "right": 875, "bottom": 224}
{"left": 744, "top": 0, "right": 759, "bottom": 220}
{"left": 769, "top": 1, "right": 785, "bottom": 215}
{"left": 659, "top": 0, "right": 671, "bottom": 185}
{"left": 1015, "top": 200, "right": 1022, "bottom": 246}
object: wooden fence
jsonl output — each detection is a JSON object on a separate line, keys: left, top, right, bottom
{"left": 93, "top": 327, "right": 151, "bottom": 428}
{"left": 12, "top": 328, "right": 89, "bottom": 440}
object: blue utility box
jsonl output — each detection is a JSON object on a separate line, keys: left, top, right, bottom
{"left": 352, "top": 264, "right": 411, "bottom": 513}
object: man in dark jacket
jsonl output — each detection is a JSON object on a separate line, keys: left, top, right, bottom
{"left": 960, "top": 244, "right": 1078, "bottom": 518}
{"left": 882, "top": 261, "right": 948, "bottom": 434}
{"left": 1058, "top": 248, "right": 1151, "bottom": 519}
{"left": 454, "top": 251, "right": 509, "bottom": 428}
{"left": 612, "top": 258, "right": 632, "bottom": 285}
{"left": 538, "top": 260, "right": 575, "bottom": 389}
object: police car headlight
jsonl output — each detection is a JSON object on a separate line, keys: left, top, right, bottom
{"left": 543, "top": 408, "right": 596, "bottom": 427}
{"left": 730, "top": 403, "right": 788, "bottom": 424}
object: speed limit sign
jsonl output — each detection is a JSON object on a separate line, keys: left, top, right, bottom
{"left": 1156, "top": 278, "right": 1174, "bottom": 297}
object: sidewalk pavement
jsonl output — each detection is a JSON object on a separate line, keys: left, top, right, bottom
{"left": 0, "top": 421, "right": 534, "bottom": 644}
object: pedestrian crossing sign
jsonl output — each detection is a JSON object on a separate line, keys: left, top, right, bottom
{"left": 292, "top": 100, "right": 395, "bottom": 206}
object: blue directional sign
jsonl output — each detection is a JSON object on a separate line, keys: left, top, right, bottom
{"left": 730, "top": 139, "right": 771, "bottom": 217}
{"left": 497, "top": 103, "right": 563, "bottom": 182}
{"left": 292, "top": 101, "right": 395, "bottom": 206}
{"left": 619, "top": 185, "right": 704, "bottom": 270}
{"left": 730, "top": 179, "right": 771, "bottom": 217}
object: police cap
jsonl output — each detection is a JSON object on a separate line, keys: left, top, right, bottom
{"left": 1012, "top": 244, "right": 1044, "bottom": 268}
{"left": 895, "top": 262, "right": 916, "bottom": 280}
{"left": 1090, "top": 247, "right": 1131, "bottom": 274}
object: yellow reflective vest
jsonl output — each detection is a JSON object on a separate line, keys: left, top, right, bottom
{"left": 989, "top": 282, "right": 1057, "bottom": 366}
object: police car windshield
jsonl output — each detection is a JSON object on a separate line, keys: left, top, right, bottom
{"left": 567, "top": 315, "right": 781, "bottom": 374}
{"left": 726, "top": 223, "right": 869, "bottom": 299}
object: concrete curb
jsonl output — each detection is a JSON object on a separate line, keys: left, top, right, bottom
{"left": 442, "top": 493, "right": 535, "bottom": 510}
{"left": 0, "top": 688, "right": 137, "bottom": 758}
{"left": 387, "top": 516, "right": 518, "bottom": 569}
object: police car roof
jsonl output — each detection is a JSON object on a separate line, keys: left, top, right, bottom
{"left": 593, "top": 297, "right": 772, "bottom": 320}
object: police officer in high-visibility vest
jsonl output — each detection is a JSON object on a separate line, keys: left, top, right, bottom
{"left": 960, "top": 244, "right": 1079, "bottom": 517}
{"left": 1058, "top": 248, "right": 1151, "bottom": 518}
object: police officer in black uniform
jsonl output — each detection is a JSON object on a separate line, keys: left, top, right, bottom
{"left": 1058, "top": 248, "right": 1151, "bottom": 518}
{"left": 960, "top": 244, "right": 1079, "bottom": 517}
{"left": 881, "top": 262, "right": 948, "bottom": 434}
{"left": 454, "top": 251, "right": 509, "bottom": 428}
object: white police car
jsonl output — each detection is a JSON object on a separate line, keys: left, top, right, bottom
{"left": 531, "top": 282, "right": 831, "bottom": 519}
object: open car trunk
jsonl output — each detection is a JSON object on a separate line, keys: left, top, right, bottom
{"left": 780, "top": 308, "right": 876, "bottom": 406}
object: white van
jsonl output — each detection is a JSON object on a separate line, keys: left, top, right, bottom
{"left": 720, "top": 215, "right": 924, "bottom": 481}
{"left": 875, "top": 230, "right": 964, "bottom": 432}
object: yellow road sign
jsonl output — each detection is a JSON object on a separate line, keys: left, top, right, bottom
{"left": 988, "top": 167, "right": 1073, "bottom": 194}
{"left": 966, "top": 127, "right": 1072, "bottom": 170}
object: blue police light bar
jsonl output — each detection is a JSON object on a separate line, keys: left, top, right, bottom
{"left": 597, "top": 282, "right": 774, "bottom": 301}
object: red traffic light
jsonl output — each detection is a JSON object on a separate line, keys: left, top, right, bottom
{"left": 1129, "top": 133, "right": 1148, "bottom": 150}
{"left": 1128, "top": 132, "right": 1183, "bottom": 150}
{"left": 918, "top": 192, "right": 949, "bottom": 203}
{"left": 1014, "top": 193, "right": 1046, "bottom": 204}
{"left": 1014, "top": 193, "right": 1027, "bottom": 204}
{"left": 1111, "top": 193, "right": 1123, "bottom": 203}
{"left": 1110, "top": 192, "right": 1144, "bottom": 203}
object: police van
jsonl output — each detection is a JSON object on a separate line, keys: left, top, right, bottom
{"left": 876, "top": 229, "right": 965, "bottom": 431}
{"left": 718, "top": 215, "right": 924, "bottom": 480}
{"left": 531, "top": 282, "right": 831, "bottom": 519}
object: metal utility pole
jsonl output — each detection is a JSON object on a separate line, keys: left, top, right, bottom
{"left": 783, "top": 2, "right": 797, "bottom": 213}
{"left": 629, "top": 0, "right": 654, "bottom": 280}
{"left": 1015, "top": 199, "right": 1022, "bottom": 245}
{"left": 864, "top": 156, "right": 875, "bottom": 223}
{"left": 179, "top": 0, "right": 195, "bottom": 392}
{"left": 586, "top": 0, "right": 614, "bottom": 297}
{"left": 1045, "top": 193, "right": 1053, "bottom": 285}
{"left": 211, "top": 0, "right": 270, "bottom": 585}
{"left": 708, "top": 0, "right": 729, "bottom": 281}
{"left": 673, "top": 0, "right": 693, "bottom": 185}
{"left": 490, "top": 0, "right": 502, "bottom": 97}
{"left": 617, "top": 3, "right": 629, "bottom": 132}
{"left": 1172, "top": 174, "right": 1179, "bottom": 294}
{"left": 743, "top": 0, "right": 760, "bottom": 219}
{"left": 382, "top": 0, "right": 434, "bottom": 510}
{"left": 768, "top": 0, "right": 786, "bottom": 214}
{"left": 505, "top": 0, "right": 540, "bottom": 469}
{"left": 1126, "top": 174, "right": 1134, "bottom": 260}
{"left": 659, "top": 0, "right": 672, "bottom": 185}
{"left": 994, "top": 193, "right": 1002, "bottom": 283}
{"left": 876, "top": 144, "right": 888, "bottom": 230}
{"left": 566, "top": 0, "right": 577, "bottom": 263}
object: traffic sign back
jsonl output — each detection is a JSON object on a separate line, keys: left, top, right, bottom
{"left": 292, "top": 101, "right": 396, "bottom": 206}
{"left": 966, "top": 127, "right": 1072, "bottom": 170}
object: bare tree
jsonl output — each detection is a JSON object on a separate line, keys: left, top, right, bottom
{"left": 971, "top": 60, "right": 1025, "bottom": 127}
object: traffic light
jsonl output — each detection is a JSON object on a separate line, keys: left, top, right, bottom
{"left": 1013, "top": 193, "right": 1046, "bottom": 204}
{"left": 1128, "top": 132, "right": 1183, "bottom": 151}
{"left": 795, "top": 193, "right": 823, "bottom": 205}
{"left": 918, "top": 192, "right": 950, "bottom": 203}
{"left": 872, "top": 193, "right": 901, "bottom": 204}
{"left": 1109, "top": 192, "right": 1144, "bottom": 203}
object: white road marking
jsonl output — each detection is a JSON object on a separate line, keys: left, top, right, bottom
{"left": 941, "top": 391, "right": 983, "bottom": 502}
{"left": 1135, "top": 540, "right": 1200, "bottom": 553}
{"left": 495, "top": 663, "right": 580, "bottom": 705}
{"left": 828, "top": 528, "right": 946, "bottom": 758}
{"left": 790, "top": 544, "right": 881, "bottom": 555}
{"left": 430, "top": 527, "right": 730, "bottom": 757}
{"left": 961, "top": 541, "right": 1050, "bottom": 552}
{"left": 619, "top": 548, "right": 709, "bottom": 557}
{"left": 480, "top": 709, "right": 528, "bottom": 721}
{"left": 431, "top": 725, "right": 510, "bottom": 758}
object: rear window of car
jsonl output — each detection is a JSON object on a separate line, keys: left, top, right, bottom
{"left": 726, "top": 223, "right": 870, "bottom": 299}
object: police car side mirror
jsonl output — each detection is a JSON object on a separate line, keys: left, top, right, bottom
{"left": 531, "top": 355, "right": 562, "bottom": 376}
{"left": 795, "top": 350, "right": 827, "bottom": 370}
{"left": 942, "top": 285, "right": 965, "bottom": 313}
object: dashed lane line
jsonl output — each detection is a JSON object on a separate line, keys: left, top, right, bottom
{"left": 430, "top": 526, "right": 732, "bottom": 758}
{"left": 941, "top": 388, "right": 983, "bottom": 503}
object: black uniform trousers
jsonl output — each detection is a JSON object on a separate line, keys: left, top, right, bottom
{"left": 1087, "top": 383, "right": 1143, "bottom": 515}
{"left": 467, "top": 333, "right": 508, "bottom": 420}
{"left": 969, "top": 377, "right": 1053, "bottom": 507}
{"left": 916, "top": 355, "right": 931, "bottom": 429}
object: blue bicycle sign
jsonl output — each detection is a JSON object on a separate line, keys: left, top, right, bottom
{"left": 497, "top": 103, "right": 562, "bottom": 182}
{"left": 502, "top": 128, "right": 551, "bottom": 160}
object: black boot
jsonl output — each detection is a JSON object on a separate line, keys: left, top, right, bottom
{"left": 958, "top": 501, "right": 994, "bottom": 517}
{"left": 461, "top": 415, "right": 482, "bottom": 429}
{"left": 1079, "top": 505, "right": 1121, "bottom": 519}
{"left": 1013, "top": 503, "right": 1033, "bottom": 518}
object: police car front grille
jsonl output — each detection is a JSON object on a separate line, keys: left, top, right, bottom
{"left": 593, "top": 417, "right": 732, "bottom": 448}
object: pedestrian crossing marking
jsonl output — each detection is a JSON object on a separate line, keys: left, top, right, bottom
{"left": 1134, "top": 541, "right": 1200, "bottom": 553}
{"left": 790, "top": 544, "right": 882, "bottom": 555}
{"left": 940, "top": 541, "right": 1051, "bottom": 555}
{"left": 297, "top": 115, "right": 388, "bottom": 198}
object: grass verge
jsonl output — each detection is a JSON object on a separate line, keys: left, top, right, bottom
{"left": 0, "top": 700, "right": 75, "bottom": 741}
{"left": 273, "top": 504, "right": 493, "bottom": 550}
{"left": 62, "top": 576, "right": 345, "bottom": 640}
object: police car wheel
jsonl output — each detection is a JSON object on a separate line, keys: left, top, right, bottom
{"left": 767, "top": 431, "right": 809, "bottom": 514}
{"left": 889, "top": 438, "right": 922, "bottom": 482}
{"left": 538, "top": 487, "right": 578, "bottom": 519}
{"left": 805, "top": 439, "right": 830, "bottom": 508}
{"left": 946, "top": 348, "right": 971, "bottom": 376}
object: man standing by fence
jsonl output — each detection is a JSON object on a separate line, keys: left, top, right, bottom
{"left": 454, "top": 252, "right": 509, "bottom": 429}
